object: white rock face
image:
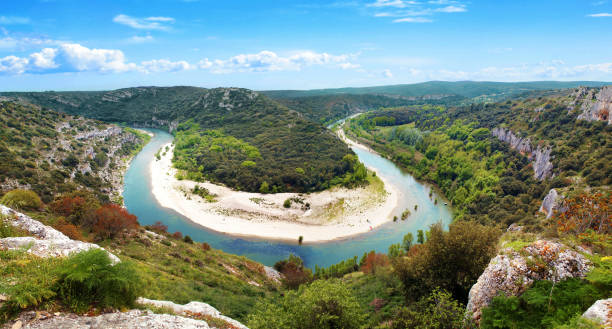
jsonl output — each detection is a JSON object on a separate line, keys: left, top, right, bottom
{"left": 466, "top": 240, "right": 592, "bottom": 323}
{"left": 582, "top": 298, "right": 612, "bottom": 327}
{"left": 137, "top": 298, "right": 248, "bottom": 329}
{"left": 264, "top": 266, "right": 281, "bottom": 283}
{"left": 21, "top": 310, "right": 212, "bottom": 329}
{"left": 0, "top": 205, "right": 120, "bottom": 264}
{"left": 539, "top": 189, "right": 558, "bottom": 219}
{"left": 577, "top": 86, "right": 612, "bottom": 125}
{"left": 491, "top": 127, "right": 553, "bottom": 180}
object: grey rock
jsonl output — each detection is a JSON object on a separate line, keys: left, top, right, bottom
{"left": 137, "top": 298, "right": 248, "bottom": 329}
{"left": 466, "top": 240, "right": 592, "bottom": 323}
{"left": 264, "top": 266, "right": 282, "bottom": 283}
{"left": 491, "top": 127, "right": 553, "bottom": 180}
{"left": 22, "top": 310, "right": 211, "bottom": 329}
{"left": 582, "top": 298, "right": 612, "bottom": 327}
{"left": 577, "top": 86, "right": 612, "bottom": 125}
{"left": 539, "top": 189, "right": 558, "bottom": 219}
{"left": 0, "top": 205, "right": 120, "bottom": 264}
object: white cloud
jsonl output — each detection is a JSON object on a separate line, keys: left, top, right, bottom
{"left": 128, "top": 35, "right": 154, "bottom": 43}
{"left": 140, "top": 59, "right": 192, "bottom": 73}
{"left": 393, "top": 17, "right": 433, "bottom": 23}
{"left": 435, "top": 5, "right": 466, "bottom": 13}
{"left": 29, "top": 48, "right": 58, "bottom": 69}
{"left": 200, "top": 50, "right": 358, "bottom": 73}
{"left": 371, "top": 0, "right": 467, "bottom": 22}
{"left": 588, "top": 13, "right": 612, "bottom": 17}
{"left": 382, "top": 69, "right": 393, "bottom": 78}
{"left": 58, "top": 43, "right": 137, "bottom": 72}
{"left": 0, "top": 16, "right": 30, "bottom": 25}
{"left": 0, "top": 56, "right": 29, "bottom": 74}
{"left": 113, "top": 14, "right": 174, "bottom": 30}
{"left": 0, "top": 36, "right": 62, "bottom": 50}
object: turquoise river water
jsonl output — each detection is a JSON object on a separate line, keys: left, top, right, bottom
{"left": 123, "top": 128, "right": 452, "bottom": 268}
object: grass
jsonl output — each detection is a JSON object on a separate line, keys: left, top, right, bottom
{"left": 98, "top": 229, "right": 280, "bottom": 322}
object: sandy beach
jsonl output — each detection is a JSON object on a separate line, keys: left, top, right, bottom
{"left": 149, "top": 128, "right": 400, "bottom": 243}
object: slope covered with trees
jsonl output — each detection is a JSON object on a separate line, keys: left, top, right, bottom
{"left": 0, "top": 101, "right": 149, "bottom": 204}
{"left": 2, "top": 87, "right": 360, "bottom": 193}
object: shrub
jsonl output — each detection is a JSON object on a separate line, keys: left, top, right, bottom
{"left": 360, "top": 251, "right": 390, "bottom": 275}
{"left": 183, "top": 235, "right": 193, "bottom": 244}
{"left": 480, "top": 278, "right": 603, "bottom": 329}
{"left": 150, "top": 221, "right": 168, "bottom": 233}
{"left": 393, "top": 221, "right": 501, "bottom": 302}
{"left": 274, "top": 254, "right": 312, "bottom": 289}
{"left": 556, "top": 191, "right": 611, "bottom": 235}
{"left": 392, "top": 289, "right": 467, "bottom": 329}
{"left": 92, "top": 204, "right": 138, "bottom": 239}
{"left": 0, "top": 189, "right": 43, "bottom": 210}
{"left": 56, "top": 249, "right": 143, "bottom": 313}
{"left": 56, "top": 220, "right": 84, "bottom": 241}
{"left": 50, "top": 191, "right": 100, "bottom": 227}
{"left": 283, "top": 199, "right": 291, "bottom": 208}
{"left": 172, "top": 231, "right": 183, "bottom": 239}
{"left": 247, "top": 279, "right": 365, "bottom": 329}
{"left": 201, "top": 242, "right": 211, "bottom": 251}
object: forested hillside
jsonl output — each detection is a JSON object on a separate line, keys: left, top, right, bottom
{"left": 344, "top": 86, "right": 611, "bottom": 229}
{"left": 266, "top": 93, "right": 464, "bottom": 125}
{"left": 264, "top": 81, "right": 608, "bottom": 101}
{"left": 0, "top": 101, "right": 149, "bottom": 204}
{"left": 1, "top": 87, "right": 359, "bottom": 193}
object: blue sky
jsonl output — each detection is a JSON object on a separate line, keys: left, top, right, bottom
{"left": 0, "top": 0, "right": 611, "bottom": 91}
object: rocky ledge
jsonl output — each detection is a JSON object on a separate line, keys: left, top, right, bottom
{"left": 575, "top": 86, "right": 612, "bottom": 125}
{"left": 0, "top": 205, "right": 120, "bottom": 264}
{"left": 582, "top": 298, "right": 612, "bottom": 327}
{"left": 466, "top": 240, "right": 592, "bottom": 323}
{"left": 11, "top": 310, "right": 214, "bottom": 329}
{"left": 137, "top": 298, "right": 248, "bottom": 329}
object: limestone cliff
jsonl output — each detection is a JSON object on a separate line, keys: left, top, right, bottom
{"left": 574, "top": 86, "right": 612, "bottom": 125}
{"left": 492, "top": 127, "right": 553, "bottom": 180}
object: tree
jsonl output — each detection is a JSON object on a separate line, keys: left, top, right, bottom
{"left": 274, "top": 254, "right": 312, "bottom": 289}
{"left": 360, "top": 251, "right": 390, "bottom": 275}
{"left": 394, "top": 221, "right": 501, "bottom": 302}
{"left": 259, "top": 181, "right": 269, "bottom": 193}
{"left": 556, "top": 191, "right": 610, "bottom": 235}
{"left": 50, "top": 190, "right": 100, "bottom": 227}
{"left": 417, "top": 230, "right": 425, "bottom": 244}
{"left": 92, "top": 204, "right": 138, "bottom": 239}
{"left": 247, "top": 279, "right": 365, "bottom": 329}
{"left": 403, "top": 233, "right": 414, "bottom": 252}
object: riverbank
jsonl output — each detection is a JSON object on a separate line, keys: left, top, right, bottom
{"left": 149, "top": 139, "right": 401, "bottom": 243}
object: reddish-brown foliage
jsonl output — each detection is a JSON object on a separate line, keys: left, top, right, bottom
{"left": 172, "top": 231, "right": 183, "bottom": 239}
{"left": 201, "top": 242, "right": 211, "bottom": 251}
{"left": 369, "top": 298, "right": 386, "bottom": 312}
{"left": 51, "top": 196, "right": 86, "bottom": 217}
{"left": 50, "top": 191, "right": 100, "bottom": 227}
{"left": 92, "top": 204, "right": 138, "bottom": 239}
{"left": 150, "top": 221, "right": 168, "bottom": 233}
{"left": 556, "top": 192, "right": 611, "bottom": 235}
{"left": 56, "top": 220, "right": 85, "bottom": 241}
{"left": 360, "top": 251, "right": 390, "bottom": 275}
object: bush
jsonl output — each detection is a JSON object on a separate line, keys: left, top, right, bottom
{"left": 56, "top": 249, "right": 142, "bottom": 313}
{"left": 393, "top": 221, "right": 501, "bottom": 302}
{"left": 50, "top": 191, "right": 100, "bottom": 227}
{"left": 0, "top": 189, "right": 43, "bottom": 210}
{"left": 274, "top": 254, "right": 312, "bottom": 289}
{"left": 183, "top": 235, "right": 193, "bottom": 244}
{"left": 392, "top": 289, "right": 467, "bottom": 329}
{"left": 92, "top": 204, "right": 138, "bottom": 239}
{"left": 247, "top": 279, "right": 365, "bottom": 329}
{"left": 480, "top": 279, "right": 603, "bottom": 329}
{"left": 283, "top": 199, "right": 291, "bottom": 208}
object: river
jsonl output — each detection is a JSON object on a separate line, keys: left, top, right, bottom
{"left": 123, "top": 128, "right": 452, "bottom": 268}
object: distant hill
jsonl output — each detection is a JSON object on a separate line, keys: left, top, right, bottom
{"left": 1, "top": 87, "right": 357, "bottom": 193}
{"left": 267, "top": 93, "right": 464, "bottom": 125}
{"left": 263, "top": 81, "right": 609, "bottom": 99}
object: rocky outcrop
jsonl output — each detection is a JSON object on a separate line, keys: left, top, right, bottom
{"left": 582, "top": 298, "right": 612, "bottom": 327}
{"left": 0, "top": 205, "right": 120, "bottom": 263}
{"left": 137, "top": 298, "right": 248, "bottom": 329}
{"left": 539, "top": 189, "right": 559, "bottom": 218}
{"left": 491, "top": 127, "right": 553, "bottom": 180}
{"left": 576, "top": 86, "right": 612, "bottom": 125}
{"left": 75, "top": 126, "right": 122, "bottom": 140}
{"left": 264, "top": 266, "right": 282, "bottom": 283}
{"left": 16, "top": 310, "right": 213, "bottom": 329}
{"left": 466, "top": 240, "right": 592, "bottom": 323}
